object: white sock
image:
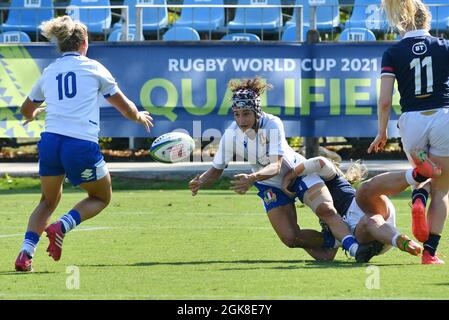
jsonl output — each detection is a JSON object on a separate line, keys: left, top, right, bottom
{"left": 21, "top": 241, "right": 37, "bottom": 258}
{"left": 60, "top": 214, "right": 77, "bottom": 234}
{"left": 405, "top": 169, "right": 419, "bottom": 187}
{"left": 349, "top": 243, "right": 359, "bottom": 257}
{"left": 391, "top": 233, "right": 401, "bottom": 247}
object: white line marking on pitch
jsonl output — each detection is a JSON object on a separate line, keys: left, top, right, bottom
{"left": 0, "top": 227, "right": 112, "bottom": 239}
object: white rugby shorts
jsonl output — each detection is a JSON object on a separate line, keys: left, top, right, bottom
{"left": 398, "top": 108, "right": 449, "bottom": 158}
{"left": 344, "top": 197, "right": 396, "bottom": 255}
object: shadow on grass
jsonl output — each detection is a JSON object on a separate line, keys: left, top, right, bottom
{"left": 218, "top": 260, "right": 361, "bottom": 270}
{"left": 300, "top": 261, "right": 418, "bottom": 268}
{"left": 0, "top": 270, "right": 56, "bottom": 276}
{"left": 79, "top": 259, "right": 414, "bottom": 270}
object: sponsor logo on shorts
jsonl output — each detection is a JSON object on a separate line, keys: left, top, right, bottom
{"left": 263, "top": 189, "right": 277, "bottom": 205}
{"left": 81, "top": 169, "right": 94, "bottom": 181}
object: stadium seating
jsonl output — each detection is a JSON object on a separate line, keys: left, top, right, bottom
{"left": 1, "top": 0, "right": 54, "bottom": 34}
{"left": 221, "top": 32, "right": 261, "bottom": 41}
{"left": 227, "top": 0, "right": 283, "bottom": 32}
{"left": 345, "top": 0, "right": 388, "bottom": 33}
{"left": 285, "top": 0, "right": 340, "bottom": 32}
{"left": 113, "top": 0, "right": 168, "bottom": 32}
{"left": 174, "top": 0, "right": 225, "bottom": 32}
{"left": 107, "top": 28, "right": 141, "bottom": 41}
{"left": 338, "top": 27, "right": 376, "bottom": 41}
{"left": 0, "top": 31, "right": 32, "bottom": 43}
{"left": 281, "top": 24, "right": 309, "bottom": 41}
{"left": 423, "top": 0, "right": 449, "bottom": 32}
{"left": 66, "top": 0, "right": 111, "bottom": 34}
{"left": 163, "top": 26, "right": 201, "bottom": 40}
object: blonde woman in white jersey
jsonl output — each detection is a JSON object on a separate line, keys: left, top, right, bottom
{"left": 189, "top": 77, "right": 372, "bottom": 261}
{"left": 14, "top": 16, "right": 153, "bottom": 272}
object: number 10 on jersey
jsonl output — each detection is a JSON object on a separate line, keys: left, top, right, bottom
{"left": 56, "top": 72, "right": 77, "bottom": 100}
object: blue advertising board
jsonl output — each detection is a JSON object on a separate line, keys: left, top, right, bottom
{"left": 0, "top": 42, "right": 401, "bottom": 138}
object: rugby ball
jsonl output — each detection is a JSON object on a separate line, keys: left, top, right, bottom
{"left": 149, "top": 132, "right": 195, "bottom": 163}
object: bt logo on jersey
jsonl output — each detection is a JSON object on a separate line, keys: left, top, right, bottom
{"left": 412, "top": 42, "right": 428, "bottom": 55}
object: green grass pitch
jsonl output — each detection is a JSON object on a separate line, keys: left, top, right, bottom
{"left": 0, "top": 177, "right": 448, "bottom": 300}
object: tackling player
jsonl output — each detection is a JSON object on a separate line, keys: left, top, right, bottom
{"left": 189, "top": 77, "right": 369, "bottom": 261}
{"left": 282, "top": 152, "right": 441, "bottom": 262}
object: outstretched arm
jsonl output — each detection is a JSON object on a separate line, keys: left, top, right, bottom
{"left": 230, "top": 156, "right": 282, "bottom": 194}
{"left": 188, "top": 167, "right": 224, "bottom": 196}
{"left": 250, "top": 155, "right": 283, "bottom": 181}
{"left": 107, "top": 90, "right": 153, "bottom": 133}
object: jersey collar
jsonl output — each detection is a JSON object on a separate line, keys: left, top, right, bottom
{"left": 62, "top": 52, "right": 81, "bottom": 57}
{"left": 403, "top": 29, "right": 431, "bottom": 39}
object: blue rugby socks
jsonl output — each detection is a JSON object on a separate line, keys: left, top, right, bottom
{"left": 21, "top": 231, "right": 40, "bottom": 258}
{"left": 342, "top": 235, "right": 359, "bottom": 257}
{"left": 19, "top": 210, "right": 81, "bottom": 259}
{"left": 59, "top": 209, "right": 82, "bottom": 234}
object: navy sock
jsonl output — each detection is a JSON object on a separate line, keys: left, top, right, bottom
{"left": 412, "top": 188, "right": 429, "bottom": 206}
{"left": 424, "top": 233, "right": 441, "bottom": 256}
{"left": 322, "top": 229, "right": 336, "bottom": 249}
{"left": 412, "top": 170, "right": 428, "bottom": 183}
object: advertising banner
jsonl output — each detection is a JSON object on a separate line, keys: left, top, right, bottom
{"left": 0, "top": 42, "right": 401, "bottom": 138}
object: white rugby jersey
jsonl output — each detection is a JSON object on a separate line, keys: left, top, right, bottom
{"left": 28, "top": 52, "right": 119, "bottom": 143}
{"left": 212, "top": 113, "right": 304, "bottom": 188}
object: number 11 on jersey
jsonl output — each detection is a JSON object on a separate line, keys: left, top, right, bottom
{"left": 410, "top": 57, "right": 433, "bottom": 96}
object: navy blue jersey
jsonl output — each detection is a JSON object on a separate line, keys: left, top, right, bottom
{"left": 325, "top": 175, "right": 356, "bottom": 217}
{"left": 381, "top": 34, "right": 449, "bottom": 112}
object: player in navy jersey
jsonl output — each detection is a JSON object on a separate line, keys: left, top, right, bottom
{"left": 368, "top": 0, "right": 449, "bottom": 264}
{"left": 282, "top": 156, "right": 434, "bottom": 262}
{"left": 189, "top": 77, "right": 370, "bottom": 261}
{"left": 14, "top": 16, "right": 153, "bottom": 272}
